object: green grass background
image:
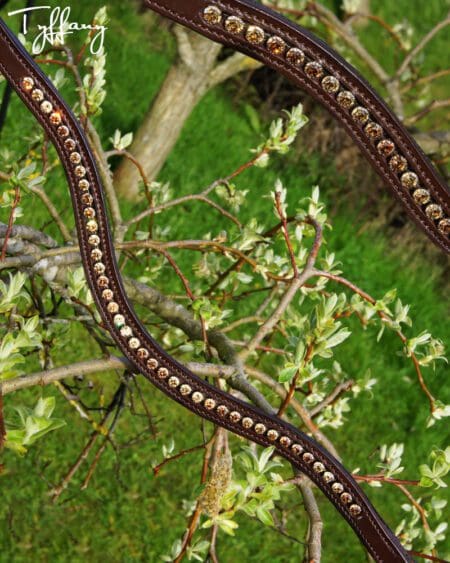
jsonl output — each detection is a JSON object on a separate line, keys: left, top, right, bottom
{"left": 0, "top": 0, "right": 449, "bottom": 561}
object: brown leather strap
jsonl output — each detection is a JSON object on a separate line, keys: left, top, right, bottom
{"left": 144, "top": 0, "right": 450, "bottom": 253}
{"left": 0, "top": 4, "right": 432, "bottom": 560}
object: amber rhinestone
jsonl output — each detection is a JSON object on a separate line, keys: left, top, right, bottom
{"left": 364, "top": 122, "right": 383, "bottom": 140}
{"left": 70, "top": 152, "right": 82, "bottom": 164}
{"left": 279, "top": 436, "right": 292, "bottom": 447}
{"left": 254, "top": 423, "right": 266, "bottom": 434}
{"left": 137, "top": 348, "right": 149, "bottom": 360}
{"left": 341, "top": 492, "right": 352, "bottom": 504}
{"left": 242, "top": 417, "right": 254, "bottom": 429}
{"left": 323, "top": 471, "right": 335, "bottom": 483}
{"left": 377, "top": 139, "right": 396, "bottom": 157}
{"left": 129, "top": 337, "right": 140, "bottom": 350}
{"left": 168, "top": 376, "right": 180, "bottom": 388}
{"left": 224, "top": 16, "right": 244, "bottom": 34}
{"left": 31, "top": 89, "right": 44, "bottom": 102}
{"left": 86, "top": 220, "right": 98, "bottom": 233}
{"left": 57, "top": 125, "right": 69, "bottom": 137}
{"left": 267, "top": 36, "right": 286, "bottom": 55}
{"left": 229, "top": 411, "right": 242, "bottom": 423}
{"left": 217, "top": 405, "right": 229, "bottom": 417}
{"left": 412, "top": 188, "right": 431, "bottom": 205}
{"left": 50, "top": 112, "right": 62, "bottom": 125}
{"left": 337, "top": 91, "right": 356, "bottom": 109}
{"left": 332, "top": 482, "right": 344, "bottom": 494}
{"left": 425, "top": 203, "right": 443, "bottom": 220}
{"left": 91, "top": 248, "right": 102, "bottom": 261}
{"left": 79, "top": 179, "right": 90, "bottom": 191}
{"left": 113, "top": 314, "right": 125, "bottom": 328}
{"left": 102, "top": 288, "right": 114, "bottom": 301}
{"left": 84, "top": 207, "right": 96, "bottom": 218}
{"left": 322, "top": 75, "right": 340, "bottom": 94}
{"left": 158, "top": 367, "right": 169, "bottom": 379}
{"left": 192, "top": 391, "right": 204, "bottom": 403}
{"left": 93, "top": 262, "right": 105, "bottom": 275}
{"left": 88, "top": 234, "right": 100, "bottom": 246}
{"left": 302, "top": 452, "right": 314, "bottom": 463}
{"left": 305, "top": 61, "right": 324, "bottom": 80}
{"left": 350, "top": 504, "right": 362, "bottom": 516}
{"left": 351, "top": 106, "right": 369, "bottom": 124}
{"left": 313, "top": 462, "right": 325, "bottom": 473}
{"left": 401, "top": 171, "right": 419, "bottom": 189}
{"left": 246, "top": 25, "right": 265, "bottom": 44}
{"left": 291, "top": 444, "right": 304, "bottom": 455}
{"left": 40, "top": 101, "right": 53, "bottom": 114}
{"left": 202, "top": 5, "right": 222, "bottom": 24}
{"left": 107, "top": 302, "right": 119, "bottom": 314}
{"left": 75, "top": 165, "right": 86, "bottom": 178}
{"left": 64, "top": 138, "right": 76, "bottom": 151}
{"left": 81, "top": 193, "right": 94, "bottom": 206}
{"left": 180, "top": 384, "right": 192, "bottom": 395}
{"left": 438, "top": 218, "right": 450, "bottom": 235}
{"left": 286, "top": 48, "right": 305, "bottom": 66}
{"left": 120, "top": 326, "right": 132, "bottom": 338}
{"left": 267, "top": 429, "right": 279, "bottom": 441}
{"left": 389, "top": 154, "right": 408, "bottom": 173}
{"left": 147, "top": 358, "right": 159, "bottom": 370}
{"left": 97, "top": 276, "right": 109, "bottom": 288}
{"left": 204, "top": 398, "right": 216, "bottom": 410}
{"left": 22, "top": 77, "right": 34, "bottom": 91}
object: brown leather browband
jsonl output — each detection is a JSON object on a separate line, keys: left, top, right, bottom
{"left": 1, "top": 0, "right": 449, "bottom": 560}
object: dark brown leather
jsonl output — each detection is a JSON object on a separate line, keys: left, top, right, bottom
{"left": 3, "top": 0, "right": 446, "bottom": 559}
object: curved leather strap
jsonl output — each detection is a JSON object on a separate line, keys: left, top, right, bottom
{"left": 144, "top": 0, "right": 450, "bottom": 253}
{"left": 1, "top": 2, "right": 441, "bottom": 559}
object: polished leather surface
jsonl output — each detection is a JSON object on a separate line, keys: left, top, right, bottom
{"left": 2, "top": 0, "right": 444, "bottom": 558}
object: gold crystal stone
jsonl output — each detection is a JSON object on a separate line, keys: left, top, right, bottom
{"left": 322, "top": 75, "right": 340, "bottom": 93}
{"left": 242, "top": 417, "right": 254, "bottom": 429}
{"left": 97, "top": 276, "right": 109, "bottom": 288}
{"left": 50, "top": 112, "right": 62, "bottom": 125}
{"left": 91, "top": 248, "right": 102, "bottom": 261}
{"left": 267, "top": 36, "right": 286, "bottom": 55}
{"left": 413, "top": 189, "right": 431, "bottom": 205}
{"left": 147, "top": 358, "right": 159, "bottom": 370}
{"left": 202, "top": 6, "right": 222, "bottom": 24}
{"left": 341, "top": 492, "right": 352, "bottom": 504}
{"left": 337, "top": 91, "right": 356, "bottom": 109}
{"left": 22, "top": 77, "right": 34, "bottom": 91}
{"left": 229, "top": 411, "right": 241, "bottom": 422}
{"left": 168, "top": 376, "right": 180, "bottom": 388}
{"left": 40, "top": 101, "right": 53, "bottom": 114}
{"left": 81, "top": 193, "right": 93, "bottom": 206}
{"left": 120, "top": 326, "right": 132, "bottom": 338}
{"left": 254, "top": 423, "right": 266, "bottom": 434}
{"left": 32, "top": 89, "right": 44, "bottom": 102}
{"left": 364, "top": 122, "right": 383, "bottom": 140}
{"left": 204, "top": 398, "right": 216, "bottom": 410}
{"left": 107, "top": 302, "right": 119, "bottom": 314}
{"left": 323, "top": 471, "right": 335, "bottom": 483}
{"left": 86, "top": 220, "right": 98, "bottom": 233}
{"left": 102, "top": 289, "right": 113, "bottom": 301}
{"left": 305, "top": 61, "right": 324, "bottom": 80}
{"left": 389, "top": 154, "right": 408, "bottom": 173}
{"left": 65, "top": 138, "right": 76, "bottom": 151}
{"left": 351, "top": 106, "right": 369, "bottom": 124}
{"left": 88, "top": 234, "right": 100, "bottom": 246}
{"left": 246, "top": 25, "right": 265, "bottom": 44}
{"left": 129, "top": 337, "right": 140, "bottom": 349}
{"left": 438, "top": 218, "right": 450, "bottom": 235}
{"left": 291, "top": 443, "right": 304, "bottom": 455}
{"left": 217, "top": 405, "right": 229, "bottom": 417}
{"left": 313, "top": 462, "right": 325, "bottom": 473}
{"left": 84, "top": 207, "right": 96, "bottom": 218}
{"left": 225, "top": 16, "right": 244, "bottom": 34}
{"left": 377, "top": 139, "right": 396, "bottom": 157}
{"left": 279, "top": 436, "right": 292, "bottom": 447}
{"left": 267, "top": 429, "right": 279, "bottom": 441}
{"left": 94, "top": 262, "right": 105, "bottom": 275}
{"left": 425, "top": 203, "right": 443, "bottom": 220}
{"left": 401, "top": 171, "right": 419, "bottom": 189}
{"left": 286, "top": 48, "right": 305, "bottom": 66}
{"left": 79, "top": 179, "right": 90, "bottom": 191}
{"left": 350, "top": 504, "right": 362, "bottom": 516}
{"left": 137, "top": 348, "right": 149, "bottom": 360}
{"left": 57, "top": 125, "right": 69, "bottom": 137}
{"left": 192, "top": 391, "right": 204, "bottom": 403}
{"left": 158, "top": 367, "right": 169, "bottom": 379}
{"left": 302, "top": 452, "right": 314, "bottom": 463}
{"left": 332, "top": 482, "right": 344, "bottom": 494}
{"left": 70, "top": 152, "right": 82, "bottom": 164}
{"left": 75, "top": 165, "right": 86, "bottom": 178}
{"left": 180, "top": 384, "right": 192, "bottom": 395}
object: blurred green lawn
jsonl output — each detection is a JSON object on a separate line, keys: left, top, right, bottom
{"left": 0, "top": 1, "right": 449, "bottom": 561}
